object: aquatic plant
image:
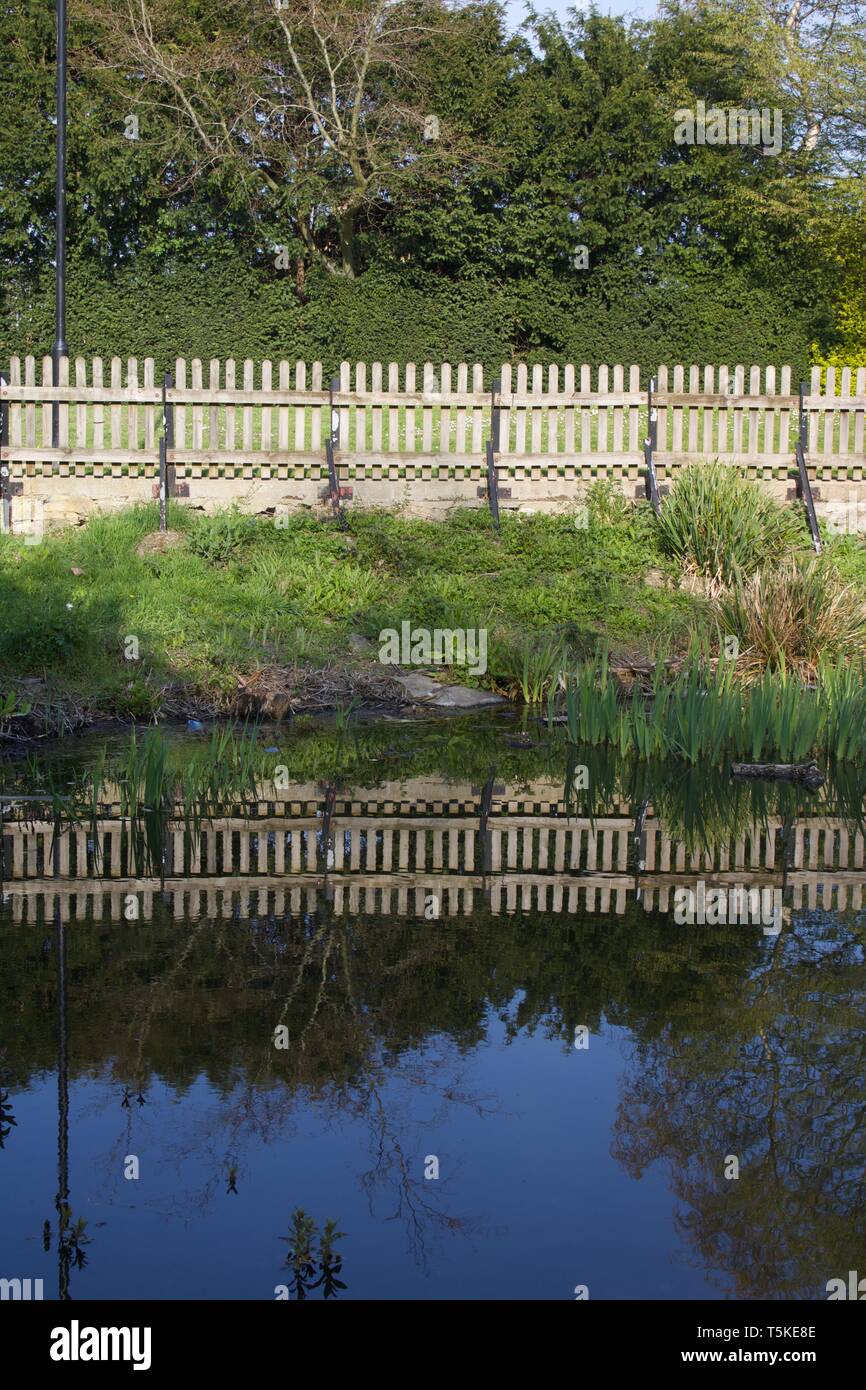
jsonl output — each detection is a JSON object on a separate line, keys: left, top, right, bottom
{"left": 553, "top": 649, "right": 866, "bottom": 765}
{"left": 654, "top": 463, "right": 804, "bottom": 589}
{"left": 281, "top": 1210, "right": 346, "bottom": 1299}
{"left": 489, "top": 631, "right": 566, "bottom": 703}
{"left": 334, "top": 697, "right": 361, "bottom": 732}
{"left": 40, "top": 723, "right": 266, "bottom": 875}
{"left": 818, "top": 660, "right": 866, "bottom": 765}
{"left": 717, "top": 557, "right": 866, "bottom": 678}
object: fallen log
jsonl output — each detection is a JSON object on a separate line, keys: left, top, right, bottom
{"left": 730, "top": 760, "right": 825, "bottom": 790}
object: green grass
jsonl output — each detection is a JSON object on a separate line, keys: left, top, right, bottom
{"left": 0, "top": 497, "right": 701, "bottom": 731}
{"left": 824, "top": 531, "right": 866, "bottom": 590}
{"left": 2, "top": 490, "right": 866, "bottom": 740}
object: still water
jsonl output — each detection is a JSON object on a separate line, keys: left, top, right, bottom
{"left": 1, "top": 716, "right": 865, "bottom": 1300}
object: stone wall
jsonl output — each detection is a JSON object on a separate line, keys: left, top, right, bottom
{"left": 5, "top": 465, "right": 866, "bottom": 533}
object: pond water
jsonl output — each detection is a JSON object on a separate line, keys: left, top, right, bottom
{"left": 1, "top": 715, "right": 865, "bottom": 1301}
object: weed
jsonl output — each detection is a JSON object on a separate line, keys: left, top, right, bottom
{"left": 718, "top": 557, "right": 866, "bottom": 678}
{"left": 187, "top": 507, "right": 256, "bottom": 564}
{"left": 655, "top": 463, "right": 805, "bottom": 590}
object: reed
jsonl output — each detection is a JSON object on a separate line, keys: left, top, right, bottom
{"left": 490, "top": 632, "right": 566, "bottom": 703}
{"left": 45, "top": 724, "right": 265, "bottom": 874}
{"left": 654, "top": 463, "right": 804, "bottom": 590}
{"left": 554, "top": 650, "right": 866, "bottom": 765}
{"left": 818, "top": 660, "right": 866, "bottom": 765}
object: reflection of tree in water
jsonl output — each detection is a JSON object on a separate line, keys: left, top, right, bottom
{"left": 91, "top": 906, "right": 497, "bottom": 1265}
{"left": 344, "top": 1044, "right": 491, "bottom": 1262}
{"left": 0, "top": 896, "right": 763, "bottom": 1272}
{"left": 0, "top": 1084, "right": 16, "bottom": 1148}
{"left": 6, "top": 889, "right": 866, "bottom": 1288}
{"left": 612, "top": 914, "right": 866, "bottom": 1299}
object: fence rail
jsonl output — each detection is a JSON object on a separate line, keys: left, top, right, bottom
{"left": 3, "top": 357, "right": 866, "bottom": 524}
{"left": 2, "top": 357, "right": 865, "bottom": 468}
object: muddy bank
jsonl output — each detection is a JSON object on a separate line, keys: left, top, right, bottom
{"left": 0, "top": 658, "right": 507, "bottom": 750}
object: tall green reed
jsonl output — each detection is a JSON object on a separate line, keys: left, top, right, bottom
{"left": 553, "top": 650, "right": 866, "bottom": 765}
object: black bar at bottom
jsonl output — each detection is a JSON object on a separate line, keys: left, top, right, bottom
{"left": 10, "top": 1295, "right": 859, "bottom": 1373}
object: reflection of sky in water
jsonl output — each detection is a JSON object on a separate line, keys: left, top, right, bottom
{"left": 5, "top": 1000, "right": 724, "bottom": 1300}
{"left": 4, "top": 899, "right": 864, "bottom": 1301}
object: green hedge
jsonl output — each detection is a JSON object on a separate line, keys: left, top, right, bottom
{"left": 1, "top": 251, "right": 816, "bottom": 380}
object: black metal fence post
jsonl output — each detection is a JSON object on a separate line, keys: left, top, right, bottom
{"left": 164, "top": 373, "right": 175, "bottom": 453}
{"left": 632, "top": 796, "right": 650, "bottom": 902}
{"left": 482, "top": 376, "right": 505, "bottom": 532}
{"left": 794, "top": 381, "right": 822, "bottom": 554}
{"left": 799, "top": 380, "right": 807, "bottom": 452}
{"left": 318, "top": 780, "right": 337, "bottom": 876}
{"left": 643, "top": 375, "right": 661, "bottom": 514}
{"left": 160, "top": 795, "right": 173, "bottom": 904}
{"left": 476, "top": 766, "right": 496, "bottom": 876}
{"left": 490, "top": 377, "right": 501, "bottom": 452}
{"left": 0, "top": 371, "right": 10, "bottom": 533}
{"left": 330, "top": 375, "right": 340, "bottom": 450}
{"left": 324, "top": 374, "right": 348, "bottom": 528}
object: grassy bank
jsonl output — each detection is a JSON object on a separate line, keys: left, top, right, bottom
{"left": 0, "top": 489, "right": 697, "bottom": 737}
{"left": 1, "top": 473, "right": 866, "bottom": 744}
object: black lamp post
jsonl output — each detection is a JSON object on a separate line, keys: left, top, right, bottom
{"left": 51, "top": 0, "right": 68, "bottom": 447}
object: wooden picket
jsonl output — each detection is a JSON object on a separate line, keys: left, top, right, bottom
{"left": 3, "top": 359, "right": 866, "bottom": 486}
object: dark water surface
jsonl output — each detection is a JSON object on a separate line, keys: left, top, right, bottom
{"left": 2, "top": 717, "right": 865, "bottom": 1300}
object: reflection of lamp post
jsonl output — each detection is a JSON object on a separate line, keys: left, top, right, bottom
{"left": 51, "top": 817, "right": 71, "bottom": 1298}
{"left": 55, "top": 896, "right": 70, "bottom": 1299}
{"left": 51, "top": 0, "right": 69, "bottom": 447}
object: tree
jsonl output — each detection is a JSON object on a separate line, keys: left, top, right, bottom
{"left": 768, "top": 0, "right": 866, "bottom": 169}
{"left": 80, "top": 0, "right": 486, "bottom": 278}
{"left": 663, "top": 0, "right": 866, "bottom": 173}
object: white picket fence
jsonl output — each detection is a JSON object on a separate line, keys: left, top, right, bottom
{"left": 2, "top": 357, "right": 865, "bottom": 491}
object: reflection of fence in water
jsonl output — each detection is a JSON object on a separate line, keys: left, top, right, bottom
{"left": 2, "top": 779, "right": 865, "bottom": 920}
